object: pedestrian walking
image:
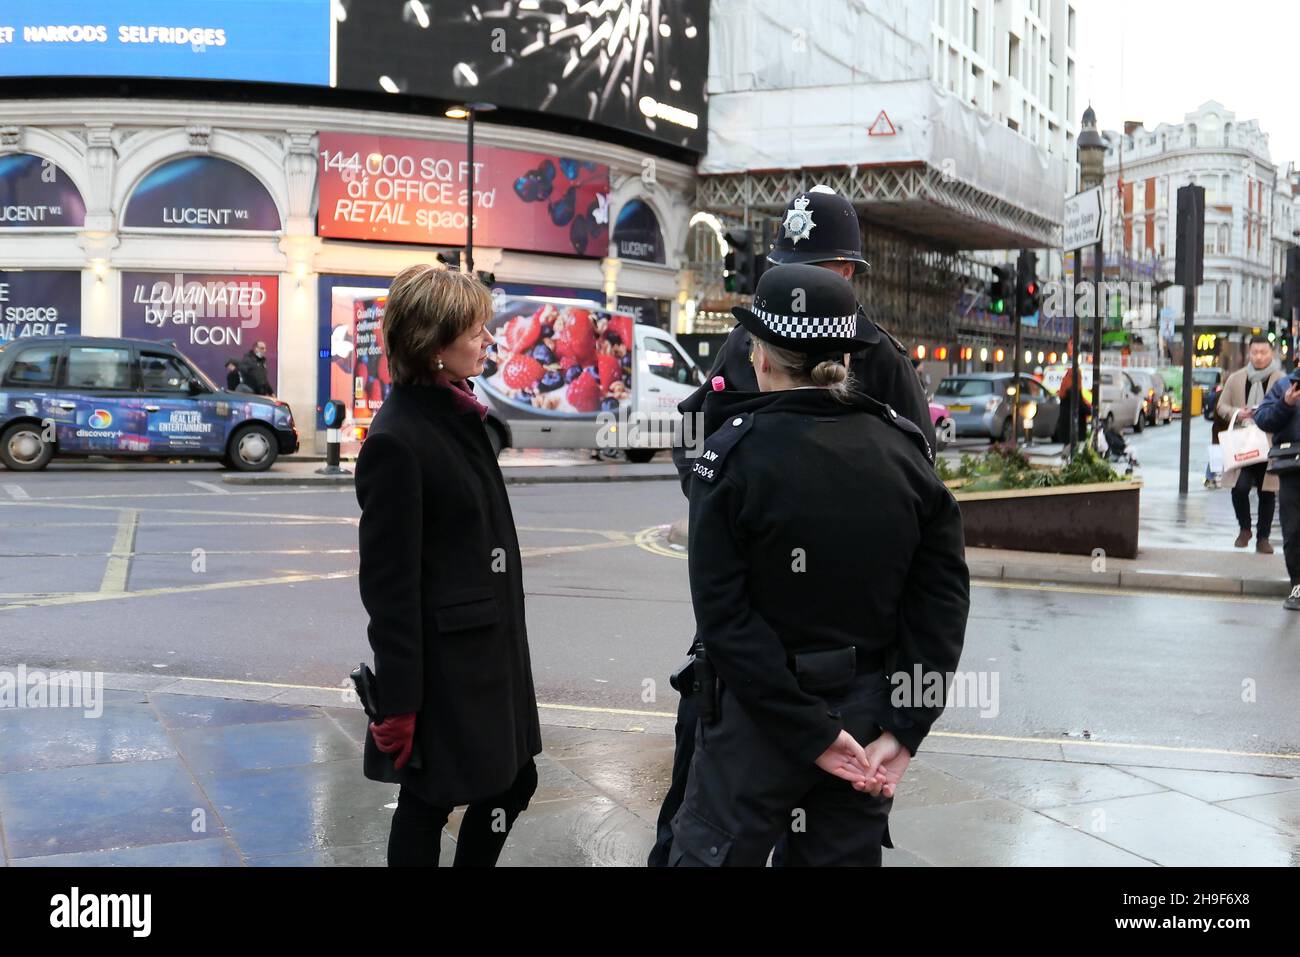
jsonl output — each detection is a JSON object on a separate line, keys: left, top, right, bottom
{"left": 651, "top": 186, "right": 936, "bottom": 867}
{"left": 238, "top": 341, "right": 274, "bottom": 396}
{"left": 665, "top": 265, "right": 969, "bottom": 866}
{"left": 355, "top": 265, "right": 541, "bottom": 866}
{"left": 1218, "top": 336, "right": 1283, "bottom": 553}
{"left": 1050, "top": 366, "right": 1090, "bottom": 445}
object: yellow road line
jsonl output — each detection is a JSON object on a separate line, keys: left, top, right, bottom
{"left": 99, "top": 509, "right": 138, "bottom": 593}
{"left": 634, "top": 525, "right": 687, "bottom": 560}
{"left": 0, "top": 499, "right": 357, "bottom": 524}
{"left": 970, "top": 577, "right": 1279, "bottom": 605}
{"left": 44, "top": 669, "right": 1300, "bottom": 764}
{"left": 927, "top": 729, "right": 1300, "bottom": 762}
{"left": 0, "top": 569, "right": 358, "bottom": 611}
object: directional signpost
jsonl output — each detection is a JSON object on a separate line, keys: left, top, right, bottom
{"left": 1063, "top": 186, "right": 1104, "bottom": 252}
{"left": 1063, "top": 186, "right": 1105, "bottom": 454}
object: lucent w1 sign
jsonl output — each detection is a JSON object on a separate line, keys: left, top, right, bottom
{"left": 1063, "top": 186, "right": 1104, "bottom": 251}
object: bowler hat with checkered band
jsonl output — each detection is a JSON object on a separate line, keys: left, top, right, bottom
{"left": 731, "top": 263, "right": 871, "bottom": 354}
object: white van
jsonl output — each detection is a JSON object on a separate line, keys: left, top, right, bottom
{"left": 1040, "top": 364, "right": 1144, "bottom": 432}
{"left": 472, "top": 295, "right": 703, "bottom": 461}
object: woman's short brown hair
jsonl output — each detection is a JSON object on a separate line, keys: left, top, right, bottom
{"left": 382, "top": 265, "right": 493, "bottom": 384}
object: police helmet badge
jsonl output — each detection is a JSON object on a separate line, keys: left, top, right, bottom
{"left": 781, "top": 195, "right": 816, "bottom": 245}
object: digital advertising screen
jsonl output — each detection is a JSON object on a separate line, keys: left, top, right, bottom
{"left": 317, "top": 132, "right": 610, "bottom": 256}
{"left": 0, "top": 0, "right": 332, "bottom": 87}
{"left": 0, "top": 1, "right": 708, "bottom": 152}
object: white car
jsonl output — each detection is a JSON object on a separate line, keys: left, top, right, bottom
{"left": 1040, "top": 365, "right": 1144, "bottom": 433}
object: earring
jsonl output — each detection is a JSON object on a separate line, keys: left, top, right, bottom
{"left": 437, "top": 358, "right": 445, "bottom": 370}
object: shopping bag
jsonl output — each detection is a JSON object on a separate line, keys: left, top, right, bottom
{"left": 1219, "top": 409, "right": 1271, "bottom": 471}
{"left": 1207, "top": 443, "right": 1224, "bottom": 474}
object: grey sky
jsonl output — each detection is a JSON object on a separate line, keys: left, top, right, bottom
{"left": 1074, "top": 0, "right": 1300, "bottom": 167}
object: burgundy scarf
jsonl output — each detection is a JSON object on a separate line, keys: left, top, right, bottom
{"left": 438, "top": 376, "right": 489, "bottom": 421}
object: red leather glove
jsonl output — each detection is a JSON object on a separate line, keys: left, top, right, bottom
{"left": 369, "top": 713, "right": 417, "bottom": 770}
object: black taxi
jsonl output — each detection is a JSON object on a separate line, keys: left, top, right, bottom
{"left": 0, "top": 336, "right": 298, "bottom": 471}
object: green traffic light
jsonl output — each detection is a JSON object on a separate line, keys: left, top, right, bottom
{"left": 992, "top": 299, "right": 1005, "bottom": 314}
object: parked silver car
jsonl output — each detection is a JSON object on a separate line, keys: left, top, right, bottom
{"left": 931, "top": 373, "right": 1061, "bottom": 441}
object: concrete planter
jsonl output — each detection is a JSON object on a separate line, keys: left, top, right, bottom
{"left": 952, "top": 480, "right": 1141, "bottom": 559}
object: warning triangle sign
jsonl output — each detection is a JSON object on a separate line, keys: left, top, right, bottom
{"left": 868, "top": 110, "right": 897, "bottom": 137}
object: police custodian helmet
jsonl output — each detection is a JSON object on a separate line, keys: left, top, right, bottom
{"left": 766, "top": 185, "right": 869, "bottom": 274}
{"left": 732, "top": 263, "right": 872, "bottom": 355}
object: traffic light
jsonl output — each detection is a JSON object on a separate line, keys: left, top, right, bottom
{"left": 987, "top": 264, "right": 1014, "bottom": 315}
{"left": 1274, "top": 282, "right": 1286, "bottom": 321}
{"left": 1016, "top": 249, "right": 1043, "bottom": 317}
{"left": 723, "top": 229, "right": 756, "bottom": 294}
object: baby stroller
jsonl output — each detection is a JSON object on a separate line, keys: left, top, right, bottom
{"left": 1093, "top": 425, "right": 1139, "bottom": 474}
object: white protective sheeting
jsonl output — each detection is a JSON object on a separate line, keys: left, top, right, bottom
{"left": 704, "top": 0, "right": 1069, "bottom": 226}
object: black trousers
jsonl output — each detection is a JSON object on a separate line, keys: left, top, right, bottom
{"left": 1231, "top": 463, "right": 1275, "bottom": 537}
{"left": 1278, "top": 472, "right": 1300, "bottom": 585}
{"left": 668, "top": 674, "right": 893, "bottom": 867}
{"left": 387, "top": 758, "right": 537, "bottom": 867}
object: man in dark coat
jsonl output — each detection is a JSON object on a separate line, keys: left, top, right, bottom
{"left": 650, "top": 186, "right": 935, "bottom": 865}
{"left": 237, "top": 341, "right": 273, "bottom": 396}
{"left": 668, "top": 265, "right": 968, "bottom": 866}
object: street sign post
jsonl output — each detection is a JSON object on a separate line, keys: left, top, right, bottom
{"left": 1064, "top": 186, "right": 1104, "bottom": 252}
{"left": 1176, "top": 184, "right": 1206, "bottom": 497}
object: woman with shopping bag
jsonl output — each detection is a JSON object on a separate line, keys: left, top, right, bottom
{"left": 1217, "top": 336, "right": 1284, "bottom": 552}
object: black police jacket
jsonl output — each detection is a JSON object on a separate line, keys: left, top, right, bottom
{"left": 672, "top": 314, "right": 934, "bottom": 493}
{"left": 355, "top": 383, "right": 542, "bottom": 806}
{"left": 686, "top": 387, "right": 968, "bottom": 761}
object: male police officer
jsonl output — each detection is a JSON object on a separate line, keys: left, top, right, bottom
{"left": 648, "top": 187, "right": 935, "bottom": 865}
{"left": 668, "top": 264, "right": 968, "bottom": 866}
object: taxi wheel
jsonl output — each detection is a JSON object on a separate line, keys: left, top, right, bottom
{"left": 0, "top": 422, "right": 55, "bottom": 471}
{"left": 626, "top": 448, "right": 657, "bottom": 464}
{"left": 225, "top": 424, "right": 278, "bottom": 472}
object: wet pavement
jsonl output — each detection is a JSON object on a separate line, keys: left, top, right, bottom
{"left": 1, "top": 673, "right": 1297, "bottom": 867}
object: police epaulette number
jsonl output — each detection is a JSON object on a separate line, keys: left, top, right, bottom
{"left": 691, "top": 413, "right": 754, "bottom": 483}
{"left": 881, "top": 405, "right": 934, "bottom": 464}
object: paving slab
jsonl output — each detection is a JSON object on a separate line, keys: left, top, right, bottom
{"left": 887, "top": 797, "right": 1154, "bottom": 867}
{"left": 0, "top": 758, "right": 220, "bottom": 860}
{"left": 1039, "top": 790, "right": 1297, "bottom": 866}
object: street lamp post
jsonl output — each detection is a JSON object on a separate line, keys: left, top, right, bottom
{"left": 446, "top": 102, "right": 496, "bottom": 273}
{"left": 1078, "top": 106, "right": 1107, "bottom": 446}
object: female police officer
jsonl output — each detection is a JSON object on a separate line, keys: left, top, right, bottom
{"left": 668, "top": 264, "right": 969, "bottom": 867}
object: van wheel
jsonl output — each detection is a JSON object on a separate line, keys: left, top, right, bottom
{"left": 1133, "top": 412, "right": 1145, "bottom": 433}
{"left": 225, "top": 424, "right": 278, "bottom": 472}
{"left": 626, "top": 448, "right": 657, "bottom": 464}
{"left": 0, "top": 422, "right": 55, "bottom": 471}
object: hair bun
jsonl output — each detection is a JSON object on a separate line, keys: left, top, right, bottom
{"left": 809, "top": 360, "right": 848, "bottom": 387}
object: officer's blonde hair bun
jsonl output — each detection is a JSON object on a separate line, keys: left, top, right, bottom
{"left": 762, "top": 341, "right": 855, "bottom": 402}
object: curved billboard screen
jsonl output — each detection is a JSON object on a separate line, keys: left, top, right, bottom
{"left": 0, "top": 0, "right": 709, "bottom": 151}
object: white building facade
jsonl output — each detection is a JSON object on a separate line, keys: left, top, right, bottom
{"left": 931, "top": 0, "right": 1078, "bottom": 162}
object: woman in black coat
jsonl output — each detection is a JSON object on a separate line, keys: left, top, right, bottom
{"left": 355, "top": 265, "right": 541, "bottom": 867}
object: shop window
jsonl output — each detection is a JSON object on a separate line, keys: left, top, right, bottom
{"left": 65, "top": 347, "right": 131, "bottom": 390}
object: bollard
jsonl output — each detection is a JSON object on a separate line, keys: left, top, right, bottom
{"left": 317, "top": 400, "right": 352, "bottom": 475}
